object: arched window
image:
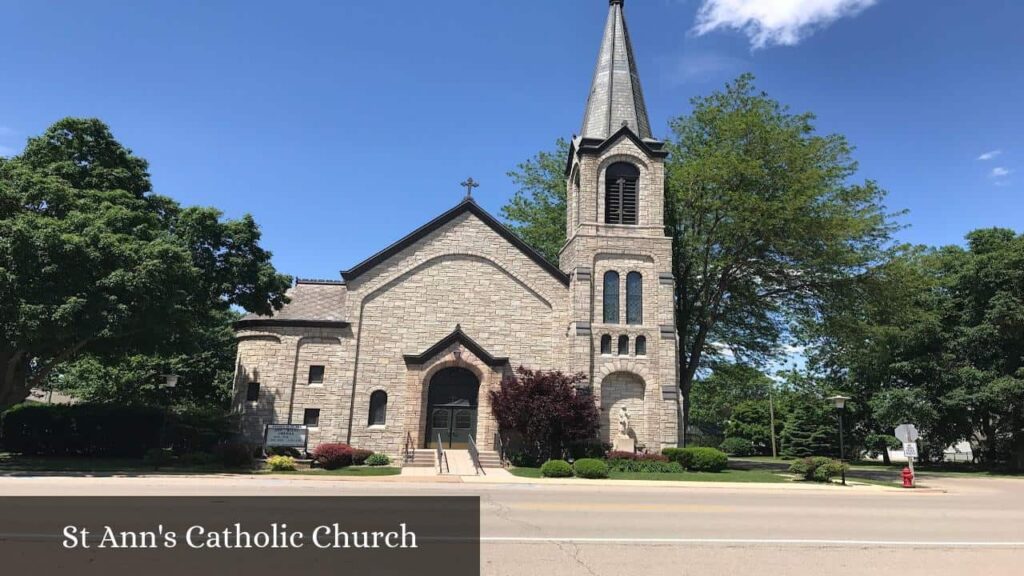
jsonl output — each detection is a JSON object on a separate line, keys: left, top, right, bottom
{"left": 635, "top": 335, "right": 647, "bottom": 356}
{"left": 604, "top": 162, "right": 639, "bottom": 225}
{"left": 603, "top": 271, "right": 620, "bottom": 324}
{"left": 600, "top": 335, "right": 612, "bottom": 355}
{"left": 368, "top": 391, "right": 387, "bottom": 426}
{"left": 626, "top": 272, "right": 643, "bottom": 325}
{"left": 618, "top": 335, "right": 629, "bottom": 356}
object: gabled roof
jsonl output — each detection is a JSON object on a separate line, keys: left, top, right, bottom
{"left": 565, "top": 125, "right": 668, "bottom": 176}
{"left": 403, "top": 325, "right": 509, "bottom": 367}
{"left": 580, "top": 0, "right": 652, "bottom": 141}
{"left": 341, "top": 198, "right": 570, "bottom": 286}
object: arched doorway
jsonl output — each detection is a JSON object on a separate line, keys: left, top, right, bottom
{"left": 425, "top": 367, "right": 479, "bottom": 449}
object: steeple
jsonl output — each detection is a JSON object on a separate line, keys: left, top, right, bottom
{"left": 580, "top": 0, "right": 653, "bottom": 141}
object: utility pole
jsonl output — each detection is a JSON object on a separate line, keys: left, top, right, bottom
{"left": 768, "top": 380, "right": 778, "bottom": 458}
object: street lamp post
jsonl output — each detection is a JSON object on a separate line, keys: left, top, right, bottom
{"left": 827, "top": 395, "right": 851, "bottom": 486}
{"left": 159, "top": 374, "right": 178, "bottom": 449}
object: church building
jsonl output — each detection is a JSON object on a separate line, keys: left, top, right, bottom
{"left": 232, "top": 0, "right": 681, "bottom": 462}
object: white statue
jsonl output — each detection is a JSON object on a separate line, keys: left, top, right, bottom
{"left": 618, "top": 406, "right": 630, "bottom": 437}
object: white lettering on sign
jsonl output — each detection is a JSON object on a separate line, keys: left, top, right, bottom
{"left": 265, "top": 425, "right": 307, "bottom": 448}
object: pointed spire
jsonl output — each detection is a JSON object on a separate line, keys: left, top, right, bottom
{"left": 580, "top": 0, "right": 653, "bottom": 141}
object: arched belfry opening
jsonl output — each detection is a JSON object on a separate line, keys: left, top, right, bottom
{"left": 605, "top": 162, "right": 639, "bottom": 225}
{"left": 425, "top": 367, "right": 480, "bottom": 449}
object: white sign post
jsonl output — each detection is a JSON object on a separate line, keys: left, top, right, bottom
{"left": 895, "top": 424, "right": 920, "bottom": 486}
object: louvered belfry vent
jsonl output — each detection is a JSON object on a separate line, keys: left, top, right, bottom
{"left": 605, "top": 162, "right": 640, "bottom": 225}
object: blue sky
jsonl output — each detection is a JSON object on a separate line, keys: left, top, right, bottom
{"left": 1, "top": 0, "right": 1021, "bottom": 282}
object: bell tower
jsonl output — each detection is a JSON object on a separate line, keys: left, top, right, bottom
{"left": 562, "top": 0, "right": 680, "bottom": 449}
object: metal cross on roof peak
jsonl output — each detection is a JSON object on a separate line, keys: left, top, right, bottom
{"left": 460, "top": 177, "right": 480, "bottom": 198}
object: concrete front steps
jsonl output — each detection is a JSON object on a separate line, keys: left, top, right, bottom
{"left": 402, "top": 448, "right": 505, "bottom": 475}
{"left": 403, "top": 449, "right": 437, "bottom": 468}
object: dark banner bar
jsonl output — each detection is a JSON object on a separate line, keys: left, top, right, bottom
{"left": 0, "top": 497, "right": 480, "bottom": 576}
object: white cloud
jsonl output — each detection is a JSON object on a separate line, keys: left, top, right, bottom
{"left": 991, "top": 167, "right": 1012, "bottom": 178}
{"left": 978, "top": 150, "right": 1002, "bottom": 161}
{"left": 693, "top": 0, "right": 879, "bottom": 49}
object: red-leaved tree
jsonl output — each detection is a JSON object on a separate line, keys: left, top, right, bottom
{"left": 489, "top": 367, "right": 600, "bottom": 465}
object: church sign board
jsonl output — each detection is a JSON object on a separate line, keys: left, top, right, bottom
{"left": 264, "top": 424, "right": 308, "bottom": 450}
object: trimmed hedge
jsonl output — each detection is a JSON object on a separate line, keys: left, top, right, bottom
{"left": 606, "top": 452, "right": 681, "bottom": 473}
{"left": 1, "top": 403, "right": 163, "bottom": 457}
{"left": 573, "top": 458, "right": 609, "bottom": 479}
{"left": 540, "top": 459, "right": 573, "bottom": 478}
{"left": 0, "top": 403, "right": 235, "bottom": 458}
{"left": 662, "top": 447, "right": 729, "bottom": 472}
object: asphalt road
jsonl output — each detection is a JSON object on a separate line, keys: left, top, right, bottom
{"left": 0, "top": 474, "right": 1021, "bottom": 575}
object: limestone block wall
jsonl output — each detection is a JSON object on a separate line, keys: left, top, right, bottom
{"left": 342, "top": 213, "right": 571, "bottom": 458}
{"left": 233, "top": 326, "right": 354, "bottom": 448}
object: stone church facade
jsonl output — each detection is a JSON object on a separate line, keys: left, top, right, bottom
{"left": 232, "top": 0, "right": 681, "bottom": 460}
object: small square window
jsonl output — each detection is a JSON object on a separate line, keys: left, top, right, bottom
{"left": 245, "top": 382, "right": 260, "bottom": 402}
{"left": 303, "top": 408, "right": 320, "bottom": 428}
{"left": 308, "top": 365, "right": 325, "bottom": 385}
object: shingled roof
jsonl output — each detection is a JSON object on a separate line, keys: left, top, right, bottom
{"left": 580, "top": 0, "right": 653, "bottom": 141}
{"left": 234, "top": 280, "right": 349, "bottom": 329}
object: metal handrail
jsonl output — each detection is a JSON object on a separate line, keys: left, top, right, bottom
{"left": 436, "top": 433, "right": 449, "bottom": 475}
{"left": 494, "top": 432, "right": 509, "bottom": 468}
{"left": 403, "top": 431, "right": 414, "bottom": 463}
{"left": 468, "top": 435, "right": 484, "bottom": 476}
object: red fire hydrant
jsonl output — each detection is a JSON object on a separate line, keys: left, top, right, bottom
{"left": 901, "top": 467, "right": 915, "bottom": 488}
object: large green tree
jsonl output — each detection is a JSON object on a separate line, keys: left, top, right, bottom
{"left": 502, "top": 139, "right": 569, "bottom": 263}
{"left": 812, "top": 229, "right": 1023, "bottom": 467}
{"left": 502, "top": 75, "right": 898, "bottom": 445}
{"left": 0, "top": 118, "right": 291, "bottom": 410}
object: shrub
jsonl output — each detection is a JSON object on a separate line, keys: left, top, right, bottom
{"left": 178, "top": 451, "right": 218, "bottom": 467}
{"left": 1, "top": 403, "right": 163, "bottom": 457}
{"left": 573, "top": 458, "right": 609, "bottom": 479}
{"left": 351, "top": 449, "right": 373, "bottom": 466}
{"left": 313, "top": 443, "right": 354, "bottom": 470}
{"left": 606, "top": 452, "right": 679, "bottom": 473}
{"left": 688, "top": 448, "right": 729, "bottom": 472}
{"left": 143, "top": 448, "right": 174, "bottom": 468}
{"left": 216, "top": 443, "right": 256, "bottom": 469}
{"left": 568, "top": 438, "right": 609, "bottom": 460}
{"left": 719, "top": 437, "right": 756, "bottom": 457}
{"left": 540, "top": 459, "right": 573, "bottom": 478}
{"left": 662, "top": 447, "right": 728, "bottom": 472}
{"left": 366, "top": 453, "right": 391, "bottom": 467}
{"left": 789, "top": 457, "right": 847, "bottom": 482}
{"left": 490, "top": 368, "right": 600, "bottom": 466}
{"left": 266, "top": 455, "right": 297, "bottom": 472}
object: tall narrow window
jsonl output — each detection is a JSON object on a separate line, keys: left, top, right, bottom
{"left": 308, "top": 365, "right": 325, "bottom": 385}
{"left": 369, "top": 391, "right": 387, "bottom": 426}
{"left": 635, "top": 335, "right": 647, "bottom": 356}
{"left": 600, "top": 335, "right": 612, "bottom": 355}
{"left": 626, "top": 272, "right": 643, "bottom": 325}
{"left": 603, "top": 271, "right": 620, "bottom": 324}
{"left": 245, "top": 382, "right": 260, "bottom": 402}
{"left": 618, "top": 335, "right": 630, "bottom": 356}
{"left": 604, "top": 162, "right": 639, "bottom": 225}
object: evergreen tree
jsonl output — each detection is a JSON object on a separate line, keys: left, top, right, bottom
{"left": 781, "top": 402, "right": 836, "bottom": 458}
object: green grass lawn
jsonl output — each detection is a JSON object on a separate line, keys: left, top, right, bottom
{"left": 510, "top": 466, "right": 787, "bottom": 483}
